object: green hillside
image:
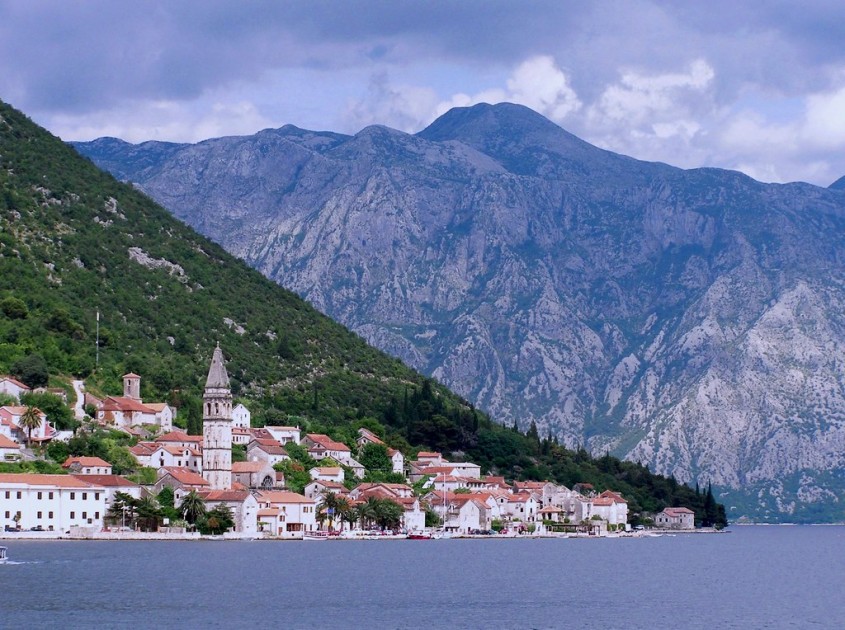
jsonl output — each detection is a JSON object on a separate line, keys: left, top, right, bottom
{"left": 0, "top": 99, "right": 725, "bottom": 526}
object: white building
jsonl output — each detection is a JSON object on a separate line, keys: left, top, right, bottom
{"left": 310, "top": 466, "right": 345, "bottom": 484}
{"left": 0, "top": 406, "right": 54, "bottom": 444}
{"left": 232, "top": 403, "right": 251, "bottom": 429}
{"left": 0, "top": 433, "right": 22, "bottom": 461}
{"left": 96, "top": 373, "right": 174, "bottom": 432}
{"left": 200, "top": 489, "right": 258, "bottom": 534}
{"left": 0, "top": 376, "right": 31, "bottom": 401}
{"left": 591, "top": 490, "right": 628, "bottom": 527}
{"left": 0, "top": 473, "right": 107, "bottom": 532}
{"left": 263, "top": 426, "right": 301, "bottom": 445}
{"left": 254, "top": 490, "right": 317, "bottom": 538}
{"left": 62, "top": 456, "right": 113, "bottom": 475}
{"left": 69, "top": 474, "right": 141, "bottom": 516}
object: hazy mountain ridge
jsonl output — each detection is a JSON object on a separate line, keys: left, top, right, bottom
{"left": 74, "top": 103, "right": 845, "bottom": 521}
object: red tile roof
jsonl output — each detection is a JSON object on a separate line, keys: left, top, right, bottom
{"left": 156, "top": 430, "right": 203, "bottom": 444}
{"left": 62, "top": 456, "right": 112, "bottom": 469}
{"left": 101, "top": 396, "right": 156, "bottom": 413}
{"left": 0, "top": 473, "right": 94, "bottom": 488}
{"left": 200, "top": 489, "right": 251, "bottom": 502}
{"left": 0, "top": 376, "right": 30, "bottom": 390}
{"left": 255, "top": 490, "right": 314, "bottom": 504}
{"left": 0, "top": 434, "right": 20, "bottom": 449}
{"left": 70, "top": 474, "right": 139, "bottom": 488}
{"left": 159, "top": 467, "right": 209, "bottom": 486}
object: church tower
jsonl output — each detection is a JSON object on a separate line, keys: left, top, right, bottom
{"left": 202, "top": 343, "right": 233, "bottom": 490}
{"left": 123, "top": 373, "right": 141, "bottom": 400}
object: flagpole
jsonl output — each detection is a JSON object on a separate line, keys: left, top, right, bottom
{"left": 95, "top": 310, "right": 100, "bottom": 369}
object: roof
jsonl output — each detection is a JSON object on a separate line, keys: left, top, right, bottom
{"left": 312, "top": 467, "right": 342, "bottom": 475}
{"left": 232, "top": 461, "right": 268, "bottom": 473}
{"left": 0, "top": 473, "right": 94, "bottom": 488}
{"left": 70, "top": 474, "right": 139, "bottom": 488}
{"left": 417, "top": 451, "right": 441, "bottom": 458}
{"left": 0, "top": 434, "right": 20, "bottom": 449}
{"left": 144, "top": 403, "right": 169, "bottom": 412}
{"left": 307, "top": 479, "right": 345, "bottom": 490}
{"left": 205, "top": 344, "right": 230, "bottom": 389}
{"left": 62, "top": 456, "right": 112, "bottom": 469}
{"left": 0, "top": 376, "right": 30, "bottom": 390}
{"left": 0, "top": 406, "right": 45, "bottom": 416}
{"left": 122, "top": 373, "right": 141, "bottom": 379}
{"left": 201, "top": 489, "right": 251, "bottom": 502}
{"left": 257, "top": 508, "right": 280, "bottom": 517}
{"left": 255, "top": 490, "right": 315, "bottom": 504}
{"left": 306, "top": 433, "right": 350, "bottom": 452}
{"left": 101, "top": 396, "right": 156, "bottom": 413}
{"left": 156, "top": 430, "right": 203, "bottom": 444}
{"left": 159, "top": 467, "right": 209, "bottom": 486}
{"left": 662, "top": 507, "right": 695, "bottom": 515}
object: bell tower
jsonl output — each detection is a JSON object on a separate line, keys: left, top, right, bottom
{"left": 202, "top": 343, "right": 233, "bottom": 490}
{"left": 123, "top": 373, "right": 141, "bottom": 400}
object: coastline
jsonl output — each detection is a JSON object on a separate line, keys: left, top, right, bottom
{"left": 0, "top": 528, "right": 726, "bottom": 542}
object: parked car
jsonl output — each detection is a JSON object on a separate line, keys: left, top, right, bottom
{"left": 4, "top": 525, "right": 20, "bottom": 532}
{"left": 30, "top": 525, "right": 44, "bottom": 532}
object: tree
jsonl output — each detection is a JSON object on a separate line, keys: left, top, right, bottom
{"left": 11, "top": 354, "right": 49, "bottom": 388}
{"left": 109, "top": 491, "right": 138, "bottom": 529}
{"left": 179, "top": 490, "right": 207, "bottom": 526}
{"left": 0, "top": 296, "right": 28, "bottom": 319}
{"left": 318, "top": 491, "right": 342, "bottom": 531}
{"left": 359, "top": 443, "right": 392, "bottom": 474}
{"left": 18, "top": 406, "right": 42, "bottom": 446}
{"left": 200, "top": 503, "right": 235, "bottom": 535}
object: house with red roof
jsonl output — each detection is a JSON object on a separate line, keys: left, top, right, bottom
{"left": 0, "top": 376, "right": 31, "bottom": 401}
{"left": 356, "top": 427, "right": 385, "bottom": 448}
{"left": 591, "top": 490, "right": 628, "bottom": 527}
{"left": 246, "top": 437, "right": 289, "bottom": 466}
{"left": 304, "top": 479, "right": 348, "bottom": 501}
{"left": 655, "top": 506, "right": 695, "bottom": 529}
{"left": 0, "top": 433, "right": 22, "bottom": 461}
{"left": 254, "top": 490, "right": 317, "bottom": 538}
{"left": 303, "top": 433, "right": 352, "bottom": 464}
{"left": 310, "top": 466, "right": 344, "bottom": 484}
{"left": 96, "top": 373, "right": 174, "bottom": 432}
{"left": 69, "top": 474, "right": 142, "bottom": 515}
{"left": 153, "top": 466, "right": 210, "bottom": 502}
{"left": 62, "top": 456, "right": 113, "bottom": 475}
{"left": 0, "top": 405, "right": 54, "bottom": 444}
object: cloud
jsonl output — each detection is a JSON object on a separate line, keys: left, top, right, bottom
{"left": 48, "top": 99, "right": 272, "bottom": 144}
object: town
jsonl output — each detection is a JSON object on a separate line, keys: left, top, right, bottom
{"left": 1, "top": 347, "right": 697, "bottom": 540}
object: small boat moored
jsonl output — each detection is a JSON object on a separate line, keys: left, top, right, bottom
{"left": 0, "top": 546, "right": 7, "bottom": 564}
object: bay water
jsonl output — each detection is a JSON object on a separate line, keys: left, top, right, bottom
{"left": 1, "top": 526, "right": 843, "bottom": 629}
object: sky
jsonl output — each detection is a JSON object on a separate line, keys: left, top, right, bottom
{"left": 2, "top": 1, "right": 845, "bottom": 186}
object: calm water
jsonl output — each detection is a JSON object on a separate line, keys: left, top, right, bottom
{"left": 1, "top": 526, "right": 843, "bottom": 629}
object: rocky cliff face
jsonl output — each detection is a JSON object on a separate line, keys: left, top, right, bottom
{"left": 74, "top": 103, "right": 845, "bottom": 521}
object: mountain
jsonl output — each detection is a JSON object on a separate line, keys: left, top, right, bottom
{"left": 830, "top": 175, "right": 845, "bottom": 191}
{"left": 1, "top": 99, "right": 723, "bottom": 524}
{"left": 73, "top": 103, "right": 845, "bottom": 522}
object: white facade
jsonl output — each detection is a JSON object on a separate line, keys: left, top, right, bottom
{"left": 0, "top": 474, "right": 107, "bottom": 532}
{"left": 232, "top": 403, "right": 251, "bottom": 430}
{"left": 0, "top": 376, "right": 30, "bottom": 401}
{"left": 202, "top": 490, "right": 258, "bottom": 534}
{"left": 264, "top": 426, "right": 301, "bottom": 445}
{"left": 254, "top": 490, "right": 317, "bottom": 538}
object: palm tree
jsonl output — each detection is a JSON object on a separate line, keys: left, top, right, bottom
{"left": 358, "top": 496, "right": 379, "bottom": 530}
{"left": 318, "top": 491, "right": 343, "bottom": 531}
{"left": 334, "top": 496, "right": 352, "bottom": 531}
{"left": 179, "top": 490, "right": 206, "bottom": 526}
{"left": 18, "top": 406, "right": 42, "bottom": 447}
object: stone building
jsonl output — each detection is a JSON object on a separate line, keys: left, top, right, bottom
{"left": 202, "top": 344, "right": 233, "bottom": 490}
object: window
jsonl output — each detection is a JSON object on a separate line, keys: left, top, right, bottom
{"left": 49, "top": 512, "right": 53, "bottom": 519}
{"left": 4, "top": 491, "right": 8, "bottom": 499}
{"left": 82, "top": 512, "right": 87, "bottom": 519}
{"left": 95, "top": 512, "right": 100, "bottom": 519}
{"left": 4, "top": 511, "right": 8, "bottom": 518}
{"left": 49, "top": 492, "right": 54, "bottom": 499}
{"left": 70, "top": 492, "right": 75, "bottom": 500}
{"left": 16, "top": 491, "right": 21, "bottom": 499}
{"left": 82, "top": 492, "right": 87, "bottom": 500}
{"left": 37, "top": 511, "right": 42, "bottom": 519}
{"left": 95, "top": 493, "right": 100, "bottom": 501}
{"left": 37, "top": 491, "right": 42, "bottom": 500}
{"left": 70, "top": 511, "right": 75, "bottom": 519}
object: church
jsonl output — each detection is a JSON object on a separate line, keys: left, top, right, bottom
{"left": 198, "top": 344, "right": 258, "bottom": 534}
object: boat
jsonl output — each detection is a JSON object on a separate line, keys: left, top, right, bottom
{"left": 303, "top": 531, "right": 329, "bottom": 541}
{"left": 0, "top": 546, "right": 7, "bottom": 564}
{"left": 407, "top": 533, "right": 432, "bottom": 540}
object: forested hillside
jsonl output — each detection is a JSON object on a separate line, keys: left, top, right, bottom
{"left": 0, "top": 100, "right": 725, "bottom": 525}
